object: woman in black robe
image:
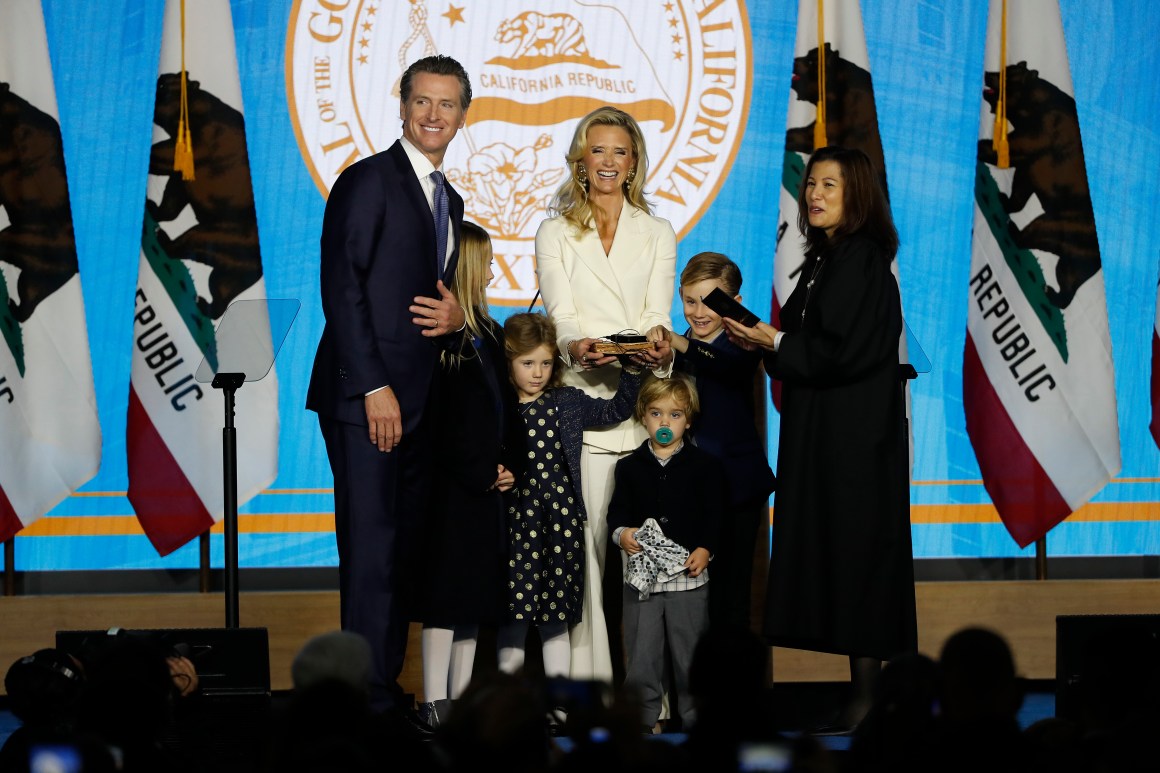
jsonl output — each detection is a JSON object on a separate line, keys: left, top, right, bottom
{"left": 723, "top": 146, "right": 917, "bottom": 734}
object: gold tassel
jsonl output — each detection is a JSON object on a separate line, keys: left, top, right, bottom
{"left": 991, "top": 0, "right": 1010, "bottom": 168}
{"left": 173, "top": 0, "right": 196, "bottom": 180}
{"left": 813, "top": 0, "right": 828, "bottom": 149}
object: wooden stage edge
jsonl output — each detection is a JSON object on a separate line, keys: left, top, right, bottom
{"left": 3, "top": 579, "right": 1158, "bottom": 695}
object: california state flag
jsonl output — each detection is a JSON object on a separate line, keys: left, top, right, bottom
{"left": 128, "top": 0, "right": 278, "bottom": 556}
{"left": 772, "top": 0, "right": 896, "bottom": 410}
{"left": 965, "top": 0, "right": 1120, "bottom": 548}
{"left": 0, "top": 0, "right": 101, "bottom": 542}
{"left": 772, "top": 0, "right": 914, "bottom": 466}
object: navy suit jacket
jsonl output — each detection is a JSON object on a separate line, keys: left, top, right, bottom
{"left": 676, "top": 331, "right": 777, "bottom": 506}
{"left": 607, "top": 441, "right": 725, "bottom": 557}
{"left": 307, "top": 140, "right": 464, "bottom": 431}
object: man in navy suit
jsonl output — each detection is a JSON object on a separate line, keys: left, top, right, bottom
{"left": 307, "top": 55, "right": 471, "bottom": 714}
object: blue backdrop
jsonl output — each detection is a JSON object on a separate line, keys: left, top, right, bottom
{"left": 11, "top": 0, "right": 1160, "bottom": 571}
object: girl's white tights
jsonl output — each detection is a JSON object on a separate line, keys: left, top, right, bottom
{"left": 497, "top": 621, "right": 570, "bottom": 678}
{"left": 421, "top": 624, "right": 479, "bottom": 702}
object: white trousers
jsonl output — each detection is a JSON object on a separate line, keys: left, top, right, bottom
{"left": 568, "top": 445, "right": 625, "bottom": 682}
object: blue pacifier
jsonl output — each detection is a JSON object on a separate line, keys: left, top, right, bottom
{"left": 654, "top": 427, "right": 674, "bottom": 444}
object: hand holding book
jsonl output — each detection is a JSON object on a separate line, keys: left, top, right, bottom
{"left": 701, "top": 287, "right": 759, "bottom": 327}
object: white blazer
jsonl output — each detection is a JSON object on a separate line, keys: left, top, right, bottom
{"left": 535, "top": 204, "right": 677, "bottom": 453}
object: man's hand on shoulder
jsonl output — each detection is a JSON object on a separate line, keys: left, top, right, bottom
{"left": 412, "top": 280, "right": 466, "bottom": 337}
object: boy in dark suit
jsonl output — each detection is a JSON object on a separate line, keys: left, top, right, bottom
{"left": 607, "top": 373, "right": 725, "bottom": 734}
{"left": 654, "top": 252, "right": 777, "bottom": 631}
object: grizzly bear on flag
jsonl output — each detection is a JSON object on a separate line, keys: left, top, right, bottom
{"left": 0, "top": 81, "right": 78, "bottom": 325}
{"left": 147, "top": 72, "right": 262, "bottom": 320}
{"left": 978, "top": 61, "right": 1100, "bottom": 311}
{"left": 785, "top": 43, "right": 887, "bottom": 185}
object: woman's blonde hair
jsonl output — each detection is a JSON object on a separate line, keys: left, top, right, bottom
{"left": 443, "top": 221, "right": 497, "bottom": 366}
{"left": 548, "top": 106, "right": 652, "bottom": 234}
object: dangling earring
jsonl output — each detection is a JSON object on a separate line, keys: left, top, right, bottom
{"left": 576, "top": 164, "right": 588, "bottom": 187}
{"left": 625, "top": 168, "right": 636, "bottom": 185}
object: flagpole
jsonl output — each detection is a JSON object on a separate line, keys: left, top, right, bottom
{"left": 1035, "top": 538, "right": 1047, "bottom": 580}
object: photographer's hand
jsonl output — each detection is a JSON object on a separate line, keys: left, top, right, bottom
{"left": 167, "top": 655, "right": 199, "bottom": 697}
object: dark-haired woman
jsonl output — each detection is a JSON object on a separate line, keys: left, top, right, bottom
{"left": 724, "top": 146, "right": 917, "bottom": 734}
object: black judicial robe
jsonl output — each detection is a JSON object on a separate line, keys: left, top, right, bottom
{"left": 761, "top": 232, "right": 917, "bottom": 660}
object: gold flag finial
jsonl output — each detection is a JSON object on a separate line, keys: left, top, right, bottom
{"left": 813, "top": 0, "right": 828, "bottom": 149}
{"left": 992, "top": 0, "right": 1010, "bottom": 168}
{"left": 173, "top": 0, "right": 196, "bottom": 181}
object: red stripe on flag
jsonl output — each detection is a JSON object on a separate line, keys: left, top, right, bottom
{"left": 963, "top": 335, "right": 1070, "bottom": 547}
{"left": 126, "top": 387, "right": 213, "bottom": 556}
{"left": 0, "top": 486, "right": 23, "bottom": 543}
{"left": 1152, "top": 328, "right": 1160, "bottom": 451}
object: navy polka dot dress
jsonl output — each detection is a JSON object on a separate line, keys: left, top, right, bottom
{"left": 507, "top": 393, "right": 585, "bottom": 625}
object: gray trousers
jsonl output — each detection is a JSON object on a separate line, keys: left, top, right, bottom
{"left": 621, "top": 582, "right": 709, "bottom": 727}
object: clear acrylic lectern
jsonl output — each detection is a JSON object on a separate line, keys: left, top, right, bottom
{"left": 195, "top": 299, "right": 299, "bottom": 628}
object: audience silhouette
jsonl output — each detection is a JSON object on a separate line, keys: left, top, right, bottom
{"left": 5, "top": 621, "right": 1158, "bottom": 772}
{"left": 1, "top": 647, "right": 91, "bottom": 773}
{"left": 72, "top": 630, "right": 205, "bottom": 773}
{"left": 429, "top": 670, "right": 555, "bottom": 773}
{"left": 683, "top": 624, "right": 783, "bottom": 770}
{"left": 264, "top": 629, "right": 433, "bottom": 772}
{"left": 846, "top": 650, "right": 940, "bottom": 772}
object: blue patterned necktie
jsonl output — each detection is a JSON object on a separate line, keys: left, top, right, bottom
{"left": 431, "top": 170, "right": 449, "bottom": 277}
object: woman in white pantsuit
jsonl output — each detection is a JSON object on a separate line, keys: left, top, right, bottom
{"left": 535, "top": 106, "right": 676, "bottom": 682}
